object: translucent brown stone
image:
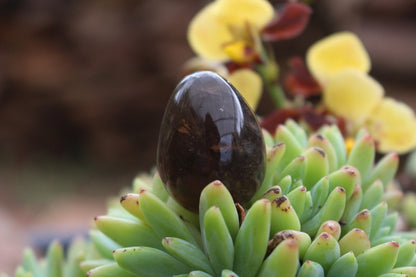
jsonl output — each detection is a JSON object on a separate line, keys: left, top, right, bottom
{"left": 157, "top": 71, "right": 266, "bottom": 211}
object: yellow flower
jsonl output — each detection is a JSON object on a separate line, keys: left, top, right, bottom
{"left": 344, "top": 137, "right": 355, "bottom": 155}
{"left": 323, "top": 69, "right": 384, "bottom": 125}
{"left": 365, "top": 98, "right": 416, "bottom": 154}
{"left": 187, "top": 0, "right": 274, "bottom": 62}
{"left": 306, "top": 32, "right": 371, "bottom": 85}
{"left": 227, "top": 68, "right": 263, "bottom": 110}
{"left": 182, "top": 57, "right": 263, "bottom": 110}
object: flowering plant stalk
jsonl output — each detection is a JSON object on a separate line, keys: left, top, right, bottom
{"left": 186, "top": 0, "right": 416, "bottom": 155}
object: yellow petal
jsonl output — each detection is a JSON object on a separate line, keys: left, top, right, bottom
{"left": 223, "top": 40, "right": 256, "bottom": 64}
{"left": 187, "top": 0, "right": 274, "bottom": 61}
{"left": 323, "top": 69, "right": 383, "bottom": 124}
{"left": 306, "top": 32, "right": 371, "bottom": 84}
{"left": 216, "top": 0, "right": 274, "bottom": 29}
{"left": 183, "top": 57, "right": 229, "bottom": 77}
{"left": 366, "top": 98, "right": 416, "bottom": 154}
{"left": 227, "top": 69, "right": 263, "bottom": 110}
{"left": 345, "top": 137, "right": 355, "bottom": 155}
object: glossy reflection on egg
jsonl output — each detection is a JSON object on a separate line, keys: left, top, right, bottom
{"left": 157, "top": 71, "right": 266, "bottom": 211}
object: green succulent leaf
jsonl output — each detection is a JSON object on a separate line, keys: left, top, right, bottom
{"left": 94, "top": 215, "right": 161, "bottom": 249}
{"left": 188, "top": 271, "right": 213, "bottom": 277}
{"left": 302, "top": 187, "right": 346, "bottom": 236}
{"left": 286, "top": 119, "right": 308, "bottom": 147}
{"left": 21, "top": 248, "right": 42, "bottom": 277}
{"left": 275, "top": 125, "right": 303, "bottom": 171}
{"left": 45, "top": 241, "right": 64, "bottom": 277}
{"left": 139, "top": 190, "right": 198, "bottom": 246}
{"left": 296, "top": 260, "right": 325, "bottom": 277}
{"left": 365, "top": 153, "right": 399, "bottom": 191}
{"left": 347, "top": 133, "right": 375, "bottom": 183}
{"left": 327, "top": 252, "right": 358, "bottom": 277}
{"left": 319, "top": 125, "right": 347, "bottom": 169}
{"left": 307, "top": 133, "right": 338, "bottom": 173}
{"left": 356, "top": 241, "right": 399, "bottom": 277}
{"left": 270, "top": 195, "right": 301, "bottom": 234}
{"left": 233, "top": 200, "right": 271, "bottom": 277}
{"left": 251, "top": 142, "right": 286, "bottom": 201}
{"left": 257, "top": 239, "right": 299, "bottom": 277}
{"left": 303, "top": 232, "right": 340, "bottom": 272}
{"left": 395, "top": 240, "right": 416, "bottom": 268}
{"left": 113, "top": 247, "right": 192, "bottom": 277}
{"left": 339, "top": 228, "right": 370, "bottom": 256}
{"left": 162, "top": 237, "right": 214, "bottom": 275}
{"left": 202, "top": 206, "right": 234, "bottom": 275}
{"left": 199, "top": 181, "right": 239, "bottom": 240}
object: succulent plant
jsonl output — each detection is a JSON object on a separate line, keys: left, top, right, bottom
{"left": 6, "top": 71, "right": 416, "bottom": 277}
{"left": 80, "top": 117, "right": 416, "bottom": 277}
{"left": 3, "top": 239, "right": 87, "bottom": 277}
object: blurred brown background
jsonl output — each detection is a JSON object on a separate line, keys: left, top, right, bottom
{"left": 0, "top": 0, "right": 415, "bottom": 274}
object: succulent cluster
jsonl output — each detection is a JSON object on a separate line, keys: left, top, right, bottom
{"left": 52, "top": 120, "right": 412, "bottom": 277}
{"left": 4, "top": 239, "right": 88, "bottom": 277}
{"left": 6, "top": 120, "right": 416, "bottom": 277}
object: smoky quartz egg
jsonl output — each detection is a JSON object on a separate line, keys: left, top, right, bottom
{"left": 156, "top": 71, "right": 266, "bottom": 211}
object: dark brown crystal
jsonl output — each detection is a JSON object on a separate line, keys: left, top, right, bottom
{"left": 157, "top": 71, "right": 266, "bottom": 211}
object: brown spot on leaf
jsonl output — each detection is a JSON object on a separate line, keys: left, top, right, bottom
{"left": 356, "top": 210, "right": 370, "bottom": 221}
{"left": 314, "top": 147, "right": 326, "bottom": 158}
{"left": 164, "top": 238, "right": 172, "bottom": 245}
{"left": 320, "top": 232, "right": 330, "bottom": 239}
{"left": 282, "top": 231, "right": 295, "bottom": 239}
{"left": 273, "top": 196, "right": 288, "bottom": 208}
{"left": 274, "top": 141, "right": 285, "bottom": 148}
{"left": 263, "top": 187, "right": 281, "bottom": 197}
{"left": 236, "top": 203, "right": 246, "bottom": 226}
{"left": 120, "top": 194, "right": 127, "bottom": 202}
{"left": 266, "top": 233, "right": 284, "bottom": 257}
{"left": 343, "top": 166, "right": 357, "bottom": 176}
{"left": 390, "top": 241, "right": 399, "bottom": 248}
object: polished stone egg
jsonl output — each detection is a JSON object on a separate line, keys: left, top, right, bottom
{"left": 157, "top": 71, "right": 266, "bottom": 211}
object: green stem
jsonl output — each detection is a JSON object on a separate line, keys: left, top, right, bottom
{"left": 256, "top": 44, "right": 288, "bottom": 109}
{"left": 255, "top": 63, "right": 287, "bottom": 109}
{"left": 265, "top": 81, "right": 286, "bottom": 109}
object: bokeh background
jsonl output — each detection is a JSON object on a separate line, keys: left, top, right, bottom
{"left": 0, "top": 0, "right": 415, "bottom": 273}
